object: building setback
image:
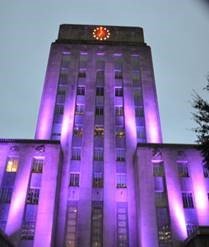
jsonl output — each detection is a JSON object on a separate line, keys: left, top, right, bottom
{"left": 0, "top": 24, "right": 208, "bottom": 247}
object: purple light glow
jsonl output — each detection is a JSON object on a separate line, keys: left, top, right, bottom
{"left": 146, "top": 112, "right": 161, "bottom": 143}
{"left": 125, "top": 105, "right": 137, "bottom": 141}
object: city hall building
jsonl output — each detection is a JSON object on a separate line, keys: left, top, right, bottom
{"left": 0, "top": 24, "right": 208, "bottom": 247}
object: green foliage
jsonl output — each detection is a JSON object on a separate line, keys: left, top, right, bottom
{"left": 193, "top": 79, "right": 209, "bottom": 167}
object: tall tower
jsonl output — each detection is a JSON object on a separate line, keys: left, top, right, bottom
{"left": 35, "top": 24, "right": 162, "bottom": 247}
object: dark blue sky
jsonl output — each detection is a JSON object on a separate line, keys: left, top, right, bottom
{"left": 0, "top": 1, "right": 209, "bottom": 143}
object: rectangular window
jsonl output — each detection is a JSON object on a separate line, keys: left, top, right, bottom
{"left": 154, "top": 177, "right": 165, "bottom": 192}
{"left": 134, "top": 91, "right": 142, "bottom": 106}
{"left": 69, "top": 174, "right": 80, "bottom": 187}
{"left": 156, "top": 207, "right": 172, "bottom": 244}
{"left": 0, "top": 188, "right": 13, "bottom": 203}
{"left": 32, "top": 158, "right": 43, "bottom": 173}
{"left": 116, "top": 149, "right": 125, "bottom": 162}
{"left": 21, "top": 221, "right": 36, "bottom": 240}
{"left": 95, "top": 106, "right": 104, "bottom": 116}
{"left": 6, "top": 158, "right": 18, "bottom": 173}
{"left": 75, "top": 104, "right": 85, "bottom": 115}
{"left": 115, "top": 71, "right": 123, "bottom": 79}
{"left": 116, "top": 128, "right": 125, "bottom": 138}
{"left": 26, "top": 188, "right": 40, "bottom": 205}
{"left": 115, "top": 87, "right": 123, "bottom": 97}
{"left": 94, "top": 148, "right": 104, "bottom": 161}
{"left": 116, "top": 174, "right": 127, "bottom": 188}
{"left": 71, "top": 148, "right": 81, "bottom": 161}
{"left": 55, "top": 104, "right": 64, "bottom": 115}
{"left": 115, "top": 106, "right": 124, "bottom": 116}
{"left": 182, "top": 193, "right": 194, "bottom": 208}
{"left": 91, "top": 202, "right": 103, "bottom": 247}
{"left": 136, "top": 126, "right": 145, "bottom": 139}
{"left": 59, "top": 72, "right": 68, "bottom": 84}
{"left": 65, "top": 205, "right": 78, "bottom": 247}
{"left": 203, "top": 166, "right": 209, "bottom": 178}
{"left": 61, "top": 53, "right": 71, "bottom": 68}
{"left": 94, "top": 126, "right": 104, "bottom": 136}
{"left": 77, "top": 86, "right": 85, "bottom": 95}
{"left": 177, "top": 162, "right": 189, "bottom": 177}
{"left": 93, "top": 172, "right": 103, "bottom": 188}
{"left": 96, "top": 70, "right": 104, "bottom": 81}
{"left": 153, "top": 162, "right": 164, "bottom": 176}
{"left": 96, "top": 87, "right": 104, "bottom": 96}
{"left": 117, "top": 203, "right": 128, "bottom": 247}
{"left": 135, "top": 107, "right": 144, "bottom": 117}
{"left": 73, "top": 125, "right": 83, "bottom": 137}
{"left": 186, "top": 224, "right": 198, "bottom": 237}
{"left": 78, "top": 71, "right": 86, "bottom": 78}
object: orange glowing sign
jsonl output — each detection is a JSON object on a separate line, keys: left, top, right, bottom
{"left": 93, "top": 26, "right": 110, "bottom": 41}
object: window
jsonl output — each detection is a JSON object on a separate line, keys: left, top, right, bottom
{"left": 156, "top": 208, "right": 172, "bottom": 244}
{"left": 78, "top": 71, "right": 86, "bottom": 78}
{"left": 0, "top": 188, "right": 13, "bottom": 203}
{"left": 136, "top": 126, "right": 145, "bottom": 139}
{"left": 21, "top": 221, "right": 36, "bottom": 240}
{"left": 186, "top": 224, "right": 197, "bottom": 237}
{"left": 96, "top": 87, "right": 104, "bottom": 96}
{"left": 154, "top": 177, "right": 165, "bottom": 192}
{"left": 177, "top": 162, "right": 189, "bottom": 177}
{"left": 96, "top": 70, "right": 104, "bottom": 81}
{"left": 6, "top": 158, "right": 18, "bottom": 172}
{"left": 116, "top": 174, "right": 127, "bottom": 188}
{"left": 26, "top": 189, "right": 40, "bottom": 205}
{"left": 95, "top": 106, "right": 104, "bottom": 116}
{"left": 59, "top": 72, "right": 68, "bottom": 84}
{"left": 94, "top": 148, "right": 103, "bottom": 161}
{"left": 203, "top": 166, "right": 209, "bottom": 178}
{"left": 153, "top": 162, "right": 164, "bottom": 176}
{"left": 91, "top": 202, "right": 103, "bottom": 247}
{"left": 115, "top": 71, "right": 123, "bottom": 79}
{"left": 69, "top": 173, "right": 80, "bottom": 187}
{"left": 134, "top": 91, "right": 142, "bottom": 106}
{"left": 135, "top": 107, "right": 144, "bottom": 117}
{"left": 115, "top": 106, "right": 124, "bottom": 116}
{"left": 57, "top": 89, "right": 66, "bottom": 103}
{"left": 117, "top": 204, "right": 128, "bottom": 247}
{"left": 93, "top": 172, "right": 103, "bottom": 188}
{"left": 77, "top": 86, "right": 85, "bottom": 95}
{"left": 116, "top": 149, "right": 125, "bottom": 162}
{"left": 55, "top": 104, "right": 64, "bottom": 115}
{"left": 116, "top": 128, "right": 125, "bottom": 138}
{"left": 65, "top": 205, "right": 78, "bottom": 247}
{"left": 71, "top": 148, "right": 81, "bottom": 160}
{"left": 94, "top": 126, "right": 104, "bottom": 136}
{"left": 115, "top": 87, "right": 123, "bottom": 97}
{"left": 32, "top": 158, "right": 43, "bottom": 173}
{"left": 73, "top": 126, "right": 83, "bottom": 137}
{"left": 75, "top": 104, "right": 84, "bottom": 115}
{"left": 61, "top": 53, "right": 71, "bottom": 68}
{"left": 182, "top": 193, "right": 194, "bottom": 208}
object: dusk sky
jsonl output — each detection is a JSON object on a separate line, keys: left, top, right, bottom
{"left": 0, "top": 1, "right": 209, "bottom": 143}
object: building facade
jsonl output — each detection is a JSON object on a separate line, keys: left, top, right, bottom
{"left": 0, "top": 24, "right": 208, "bottom": 247}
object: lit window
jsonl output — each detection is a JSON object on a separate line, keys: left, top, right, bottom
{"left": 116, "top": 128, "right": 125, "bottom": 138}
{"left": 32, "top": 158, "right": 43, "bottom": 173}
{"left": 95, "top": 106, "right": 104, "bottom": 116}
{"left": 177, "top": 162, "right": 189, "bottom": 177}
{"left": 182, "top": 193, "right": 194, "bottom": 208}
{"left": 77, "top": 86, "right": 85, "bottom": 95}
{"left": 26, "top": 188, "right": 40, "bottom": 204}
{"left": 69, "top": 173, "right": 80, "bottom": 187}
{"left": 115, "top": 106, "right": 124, "bottom": 116}
{"left": 6, "top": 158, "right": 18, "bottom": 172}
{"left": 116, "top": 174, "right": 127, "bottom": 188}
{"left": 73, "top": 126, "right": 83, "bottom": 137}
{"left": 115, "top": 87, "right": 123, "bottom": 97}
{"left": 94, "top": 126, "right": 104, "bottom": 136}
{"left": 93, "top": 172, "right": 103, "bottom": 188}
{"left": 96, "top": 87, "right": 104, "bottom": 96}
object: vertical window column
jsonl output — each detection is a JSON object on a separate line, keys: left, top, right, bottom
{"left": 117, "top": 203, "right": 129, "bottom": 247}
{"left": 91, "top": 201, "right": 103, "bottom": 247}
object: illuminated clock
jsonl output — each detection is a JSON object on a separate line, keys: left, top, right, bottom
{"left": 93, "top": 26, "right": 110, "bottom": 41}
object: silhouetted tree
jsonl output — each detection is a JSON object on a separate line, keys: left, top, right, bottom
{"left": 193, "top": 78, "right": 209, "bottom": 168}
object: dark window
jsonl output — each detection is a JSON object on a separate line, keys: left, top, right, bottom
{"left": 78, "top": 71, "right": 86, "bottom": 78}
{"left": 91, "top": 202, "right": 103, "bottom": 247}
{"left": 94, "top": 148, "right": 104, "bottom": 161}
{"left": 55, "top": 105, "right": 64, "bottom": 115}
{"left": 69, "top": 173, "right": 80, "bottom": 187}
{"left": 71, "top": 148, "right": 81, "bottom": 160}
{"left": 115, "top": 88, "right": 123, "bottom": 97}
{"left": 77, "top": 86, "right": 85, "bottom": 95}
{"left": 0, "top": 188, "right": 13, "bottom": 203}
{"left": 116, "top": 149, "right": 125, "bottom": 162}
{"left": 26, "top": 188, "right": 40, "bottom": 204}
{"left": 116, "top": 174, "right": 127, "bottom": 188}
{"left": 75, "top": 104, "right": 85, "bottom": 115}
{"left": 177, "top": 162, "right": 189, "bottom": 177}
{"left": 115, "top": 106, "right": 124, "bottom": 116}
{"left": 115, "top": 71, "right": 123, "bottom": 79}
{"left": 73, "top": 126, "right": 83, "bottom": 137}
{"left": 93, "top": 172, "right": 103, "bottom": 188}
{"left": 96, "top": 87, "right": 104, "bottom": 96}
{"left": 95, "top": 106, "right": 104, "bottom": 116}
{"left": 153, "top": 162, "right": 164, "bottom": 177}
{"left": 21, "top": 221, "right": 36, "bottom": 240}
{"left": 182, "top": 193, "right": 194, "bottom": 208}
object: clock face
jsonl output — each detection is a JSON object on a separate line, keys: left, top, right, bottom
{"left": 93, "top": 26, "right": 110, "bottom": 41}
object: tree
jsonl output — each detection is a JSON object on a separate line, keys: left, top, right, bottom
{"left": 193, "top": 78, "right": 209, "bottom": 168}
